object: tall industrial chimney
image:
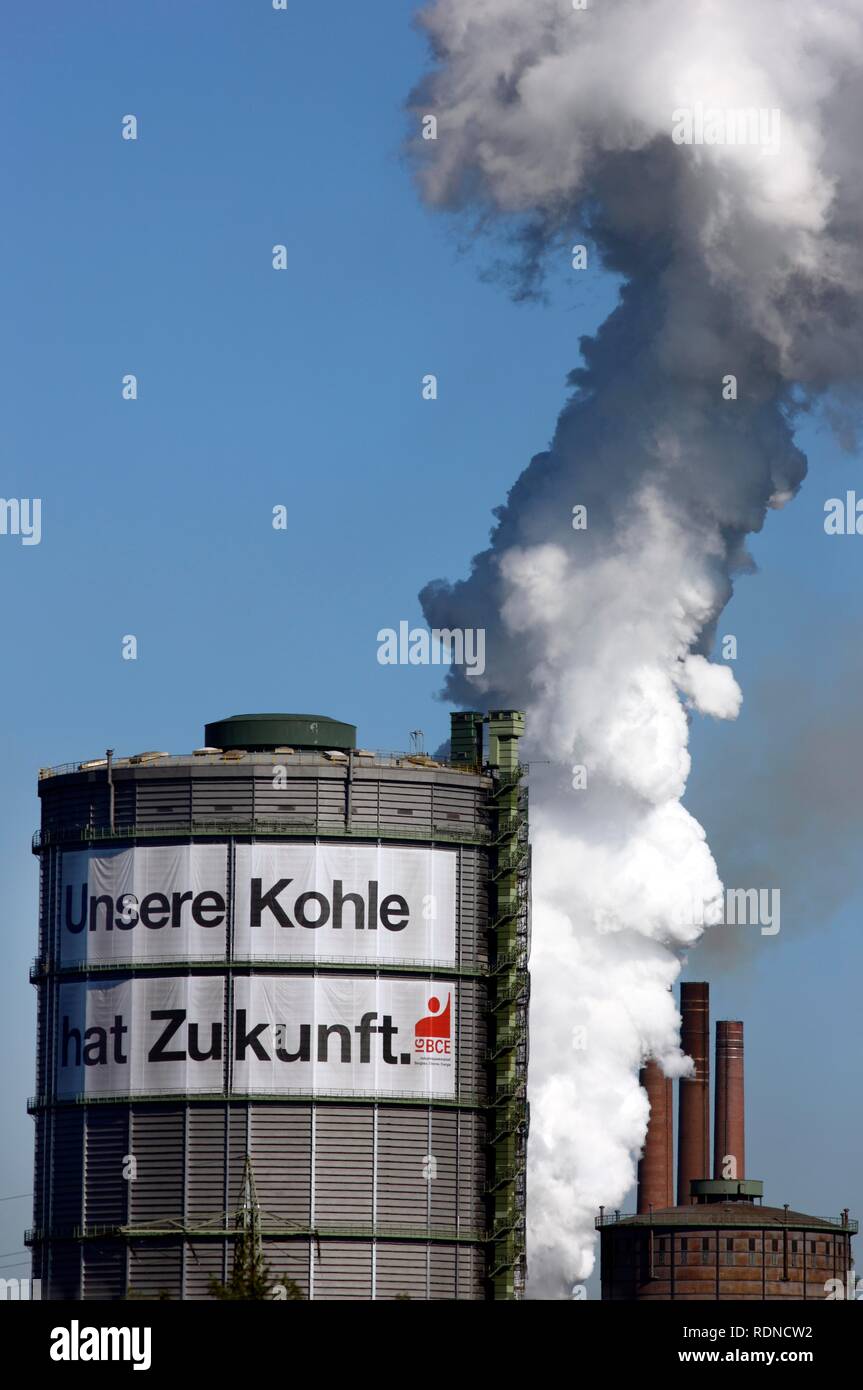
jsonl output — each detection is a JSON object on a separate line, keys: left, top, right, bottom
{"left": 637, "top": 1060, "right": 673, "bottom": 1213}
{"left": 677, "top": 982, "right": 710, "bottom": 1205}
{"left": 714, "top": 1020, "right": 745, "bottom": 1181}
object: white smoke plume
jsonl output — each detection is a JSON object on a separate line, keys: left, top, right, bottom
{"left": 408, "top": 1, "right": 863, "bottom": 1296}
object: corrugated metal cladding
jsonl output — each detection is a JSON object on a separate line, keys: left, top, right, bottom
{"left": 30, "top": 751, "right": 506, "bottom": 1300}
{"left": 35, "top": 1105, "right": 487, "bottom": 1299}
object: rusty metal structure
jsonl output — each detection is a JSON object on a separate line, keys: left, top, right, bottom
{"left": 599, "top": 984, "right": 857, "bottom": 1300}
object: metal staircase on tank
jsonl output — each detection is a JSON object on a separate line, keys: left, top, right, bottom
{"left": 451, "top": 709, "right": 530, "bottom": 1300}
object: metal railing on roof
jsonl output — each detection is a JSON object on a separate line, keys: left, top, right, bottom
{"left": 32, "top": 817, "right": 492, "bottom": 851}
{"left": 38, "top": 750, "right": 489, "bottom": 779}
{"left": 594, "top": 1211, "right": 859, "bottom": 1232}
{"left": 26, "top": 1220, "right": 488, "bottom": 1246}
{"left": 28, "top": 1086, "right": 485, "bottom": 1112}
{"left": 30, "top": 953, "right": 488, "bottom": 979}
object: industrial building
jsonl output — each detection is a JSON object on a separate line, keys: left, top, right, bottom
{"left": 598, "top": 983, "right": 857, "bottom": 1299}
{"left": 27, "top": 710, "right": 530, "bottom": 1300}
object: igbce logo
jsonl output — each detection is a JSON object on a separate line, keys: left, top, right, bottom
{"left": 414, "top": 994, "right": 451, "bottom": 1061}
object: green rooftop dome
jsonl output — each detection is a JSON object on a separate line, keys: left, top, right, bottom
{"left": 203, "top": 713, "right": 356, "bottom": 752}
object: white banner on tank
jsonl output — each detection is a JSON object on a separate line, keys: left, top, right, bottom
{"left": 231, "top": 976, "right": 456, "bottom": 1099}
{"left": 233, "top": 843, "right": 457, "bottom": 965}
{"left": 53, "top": 975, "right": 454, "bottom": 1100}
{"left": 58, "top": 845, "right": 229, "bottom": 965}
{"left": 57, "top": 843, "right": 457, "bottom": 966}
{"left": 56, "top": 976, "right": 226, "bottom": 1099}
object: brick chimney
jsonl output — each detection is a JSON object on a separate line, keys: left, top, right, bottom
{"left": 637, "top": 1060, "right": 673, "bottom": 1212}
{"left": 677, "top": 982, "right": 710, "bottom": 1205}
{"left": 714, "top": 1020, "right": 745, "bottom": 1180}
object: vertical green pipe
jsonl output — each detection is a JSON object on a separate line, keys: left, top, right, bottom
{"left": 486, "top": 711, "right": 527, "bottom": 1298}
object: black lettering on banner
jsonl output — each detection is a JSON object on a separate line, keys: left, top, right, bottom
{"left": 379, "top": 1014, "right": 399, "bottom": 1063}
{"left": 64, "top": 869, "right": 423, "bottom": 938}
{"left": 275, "top": 1024, "right": 311, "bottom": 1063}
{"left": 354, "top": 1011, "right": 378, "bottom": 1063}
{"left": 332, "top": 880, "right": 364, "bottom": 930}
{"left": 380, "top": 894, "right": 409, "bottom": 931}
{"left": 170, "top": 890, "right": 193, "bottom": 928}
{"left": 317, "top": 1022, "right": 351, "bottom": 1062}
{"left": 89, "top": 894, "right": 114, "bottom": 932}
{"left": 368, "top": 879, "right": 378, "bottom": 931}
{"left": 140, "top": 892, "right": 171, "bottom": 929}
{"left": 62, "top": 1015, "right": 128, "bottom": 1068}
{"left": 294, "top": 891, "right": 330, "bottom": 929}
{"left": 235, "top": 1009, "right": 270, "bottom": 1061}
{"left": 83, "top": 1026, "right": 108, "bottom": 1066}
{"left": 61, "top": 1015, "right": 81, "bottom": 1067}
{"left": 250, "top": 878, "right": 294, "bottom": 928}
{"left": 191, "top": 890, "right": 226, "bottom": 927}
{"left": 115, "top": 894, "right": 139, "bottom": 930}
{"left": 332, "top": 884, "right": 361, "bottom": 928}
{"left": 64, "top": 884, "right": 87, "bottom": 934}
{"left": 111, "top": 1014, "right": 128, "bottom": 1063}
{"left": 148, "top": 1009, "right": 187, "bottom": 1062}
{"left": 188, "top": 1022, "right": 222, "bottom": 1061}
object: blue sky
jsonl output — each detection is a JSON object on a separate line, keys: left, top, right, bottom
{"left": 0, "top": 2, "right": 859, "bottom": 1287}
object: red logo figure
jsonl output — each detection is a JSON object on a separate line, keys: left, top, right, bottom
{"left": 415, "top": 994, "right": 451, "bottom": 1055}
